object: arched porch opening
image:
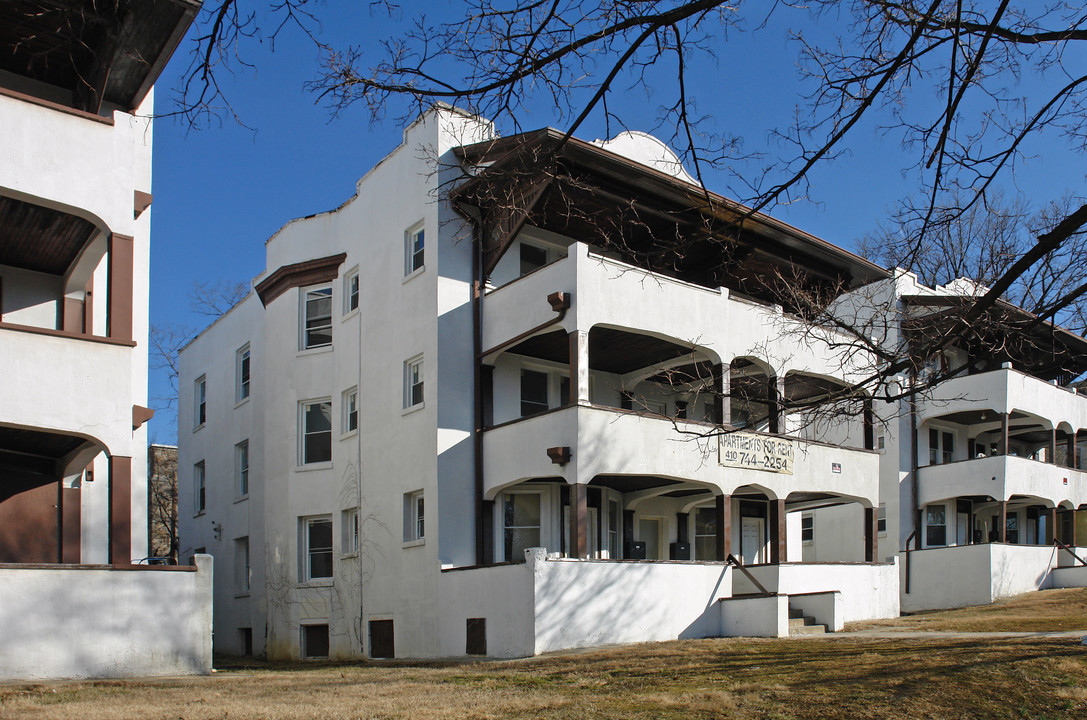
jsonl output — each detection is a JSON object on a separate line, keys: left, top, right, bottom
{"left": 785, "top": 490, "right": 876, "bottom": 563}
{"left": 783, "top": 371, "right": 873, "bottom": 449}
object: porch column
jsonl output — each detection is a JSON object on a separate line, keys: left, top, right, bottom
{"left": 864, "top": 507, "right": 878, "bottom": 562}
{"left": 715, "top": 364, "right": 729, "bottom": 425}
{"left": 570, "top": 483, "right": 588, "bottom": 558}
{"left": 1048, "top": 507, "right": 1058, "bottom": 545}
{"left": 1073, "top": 509, "right": 1080, "bottom": 547}
{"left": 770, "top": 499, "right": 786, "bottom": 563}
{"left": 996, "top": 500, "right": 1007, "bottom": 543}
{"left": 568, "top": 330, "right": 590, "bottom": 405}
{"left": 768, "top": 376, "right": 784, "bottom": 435}
{"left": 998, "top": 413, "right": 1009, "bottom": 455}
{"left": 1049, "top": 428, "right": 1058, "bottom": 465}
{"left": 863, "top": 398, "right": 875, "bottom": 451}
{"left": 716, "top": 494, "right": 731, "bottom": 560}
{"left": 106, "top": 233, "right": 134, "bottom": 342}
{"left": 481, "top": 499, "right": 494, "bottom": 565}
{"left": 108, "top": 455, "right": 132, "bottom": 564}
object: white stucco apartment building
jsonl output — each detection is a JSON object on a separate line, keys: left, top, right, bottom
{"left": 820, "top": 271, "right": 1087, "bottom": 611}
{"left": 0, "top": 0, "right": 212, "bottom": 680}
{"left": 179, "top": 106, "right": 909, "bottom": 661}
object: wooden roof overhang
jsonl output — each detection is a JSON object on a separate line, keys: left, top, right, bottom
{"left": 0, "top": 193, "right": 98, "bottom": 275}
{"left": 901, "top": 295, "right": 1087, "bottom": 383}
{"left": 0, "top": 0, "right": 201, "bottom": 115}
{"left": 452, "top": 129, "right": 889, "bottom": 310}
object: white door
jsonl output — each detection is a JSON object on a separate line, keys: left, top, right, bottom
{"left": 741, "top": 517, "right": 765, "bottom": 565}
{"left": 639, "top": 518, "right": 661, "bottom": 560}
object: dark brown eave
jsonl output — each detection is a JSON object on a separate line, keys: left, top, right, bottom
{"left": 453, "top": 128, "right": 889, "bottom": 292}
{"left": 0, "top": 0, "right": 201, "bottom": 114}
{"left": 254, "top": 253, "right": 346, "bottom": 307}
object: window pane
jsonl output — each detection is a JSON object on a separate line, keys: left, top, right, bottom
{"left": 306, "top": 403, "right": 332, "bottom": 433}
{"left": 694, "top": 507, "right": 716, "bottom": 535}
{"left": 305, "top": 434, "right": 332, "bottom": 464}
{"left": 305, "top": 288, "right": 333, "bottom": 348}
{"left": 695, "top": 536, "right": 716, "bottom": 561}
{"left": 308, "top": 519, "right": 333, "bottom": 579}
{"left": 504, "top": 528, "right": 540, "bottom": 559}
{"left": 520, "top": 370, "right": 549, "bottom": 417}
{"left": 504, "top": 494, "right": 541, "bottom": 527}
{"left": 520, "top": 244, "right": 548, "bottom": 275}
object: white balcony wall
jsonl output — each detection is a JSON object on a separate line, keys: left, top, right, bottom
{"left": 918, "top": 455, "right": 1087, "bottom": 507}
{"left": 0, "top": 327, "right": 133, "bottom": 456}
{"left": 0, "top": 264, "right": 62, "bottom": 328}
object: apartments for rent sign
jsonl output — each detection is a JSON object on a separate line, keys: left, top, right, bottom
{"left": 719, "top": 431, "right": 794, "bottom": 474}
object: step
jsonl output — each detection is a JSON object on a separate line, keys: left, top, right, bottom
{"left": 791, "top": 623, "right": 827, "bottom": 636}
{"left": 788, "top": 616, "right": 815, "bottom": 630}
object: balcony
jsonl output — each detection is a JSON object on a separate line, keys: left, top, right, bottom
{"left": 917, "top": 367, "right": 1087, "bottom": 431}
{"left": 482, "top": 403, "right": 879, "bottom": 503}
{"left": 918, "top": 455, "right": 1087, "bottom": 508}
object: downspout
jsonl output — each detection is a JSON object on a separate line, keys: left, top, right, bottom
{"left": 471, "top": 221, "right": 486, "bottom": 565}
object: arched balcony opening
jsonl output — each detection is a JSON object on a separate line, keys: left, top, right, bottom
{"left": 783, "top": 371, "right": 873, "bottom": 450}
{"left": 785, "top": 490, "right": 877, "bottom": 564}
{"left": 728, "top": 357, "right": 776, "bottom": 433}
{"left": 0, "top": 423, "right": 112, "bottom": 564}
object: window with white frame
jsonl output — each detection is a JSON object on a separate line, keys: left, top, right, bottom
{"left": 405, "top": 224, "right": 424, "bottom": 275}
{"left": 300, "top": 400, "right": 332, "bottom": 465}
{"left": 694, "top": 506, "right": 717, "bottom": 560}
{"left": 301, "top": 286, "right": 333, "bottom": 349}
{"left": 926, "top": 505, "right": 947, "bottom": 546}
{"left": 404, "top": 356, "right": 424, "bottom": 409}
{"left": 344, "top": 270, "right": 359, "bottom": 313}
{"left": 194, "top": 461, "right": 206, "bottom": 514}
{"left": 235, "top": 440, "right": 249, "bottom": 497}
{"left": 194, "top": 376, "right": 206, "bottom": 428}
{"left": 877, "top": 502, "right": 887, "bottom": 536}
{"left": 342, "top": 387, "right": 358, "bottom": 433}
{"left": 236, "top": 344, "right": 250, "bottom": 401}
{"left": 801, "top": 513, "right": 815, "bottom": 545}
{"left": 342, "top": 507, "right": 359, "bottom": 554}
{"left": 404, "top": 491, "right": 424, "bottom": 542}
{"left": 234, "top": 536, "right": 250, "bottom": 593}
{"left": 301, "top": 515, "right": 333, "bottom": 580}
{"left": 502, "top": 492, "right": 541, "bottom": 560}
{"left": 928, "top": 428, "right": 954, "bottom": 465}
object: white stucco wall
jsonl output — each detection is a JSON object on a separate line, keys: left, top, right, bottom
{"left": 0, "top": 556, "right": 213, "bottom": 680}
{"left": 719, "top": 594, "right": 787, "bottom": 637}
{"left": 735, "top": 561, "right": 899, "bottom": 622}
{"left": 902, "top": 544, "right": 1060, "bottom": 612}
{"left": 438, "top": 561, "right": 536, "bottom": 658}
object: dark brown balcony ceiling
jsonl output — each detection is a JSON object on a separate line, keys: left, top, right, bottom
{"left": 0, "top": 194, "right": 97, "bottom": 274}
{"left": 0, "top": 0, "right": 200, "bottom": 114}
{"left": 508, "top": 328, "right": 706, "bottom": 375}
{"left": 454, "top": 129, "right": 890, "bottom": 312}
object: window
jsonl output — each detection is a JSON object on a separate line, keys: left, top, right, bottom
{"left": 194, "top": 376, "right": 206, "bottom": 428}
{"left": 404, "top": 357, "right": 424, "bottom": 409}
{"left": 926, "top": 505, "right": 947, "bottom": 546}
{"left": 300, "top": 400, "right": 332, "bottom": 465}
{"left": 344, "top": 270, "right": 359, "bottom": 313}
{"left": 369, "top": 619, "right": 395, "bottom": 659}
{"left": 502, "top": 492, "right": 541, "bottom": 560}
{"left": 301, "top": 286, "right": 333, "bottom": 349}
{"left": 343, "top": 507, "right": 359, "bottom": 553}
{"left": 301, "top": 624, "right": 329, "bottom": 659}
{"left": 877, "top": 503, "right": 887, "bottom": 536}
{"left": 234, "top": 537, "right": 250, "bottom": 593}
{"left": 801, "top": 513, "right": 815, "bottom": 544}
{"left": 929, "top": 428, "right": 954, "bottom": 465}
{"left": 694, "top": 506, "right": 717, "bottom": 560}
{"left": 235, "top": 441, "right": 249, "bottom": 497}
{"left": 520, "top": 369, "right": 549, "bottom": 417}
{"left": 520, "top": 243, "right": 549, "bottom": 275}
{"left": 302, "top": 516, "right": 333, "bottom": 580}
{"left": 343, "top": 387, "right": 358, "bottom": 433}
{"left": 1006, "top": 513, "right": 1019, "bottom": 544}
{"left": 194, "top": 461, "right": 206, "bottom": 514}
{"left": 404, "top": 491, "right": 424, "bottom": 542}
{"left": 236, "top": 345, "right": 250, "bottom": 401}
{"left": 405, "top": 224, "right": 425, "bottom": 275}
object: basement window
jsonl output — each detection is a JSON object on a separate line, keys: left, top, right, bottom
{"left": 301, "top": 624, "right": 329, "bottom": 659}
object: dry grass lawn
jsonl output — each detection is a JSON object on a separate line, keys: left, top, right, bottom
{"left": 848, "top": 587, "right": 1087, "bottom": 633}
{"left": 3, "top": 589, "right": 1086, "bottom": 720}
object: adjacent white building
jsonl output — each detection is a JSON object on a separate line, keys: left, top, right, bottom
{"left": 0, "top": 1, "right": 212, "bottom": 680}
{"left": 179, "top": 106, "right": 903, "bottom": 661}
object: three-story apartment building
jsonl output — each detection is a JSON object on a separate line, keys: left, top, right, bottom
{"left": 180, "top": 106, "right": 902, "bottom": 661}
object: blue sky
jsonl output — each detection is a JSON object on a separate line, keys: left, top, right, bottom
{"left": 145, "top": 2, "right": 1085, "bottom": 443}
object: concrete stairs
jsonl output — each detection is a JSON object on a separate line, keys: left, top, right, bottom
{"left": 788, "top": 607, "right": 826, "bottom": 636}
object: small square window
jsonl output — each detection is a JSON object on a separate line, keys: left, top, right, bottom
{"left": 236, "top": 345, "right": 251, "bottom": 401}
{"left": 343, "top": 387, "right": 359, "bottom": 433}
{"left": 300, "top": 400, "right": 332, "bottom": 465}
{"left": 342, "top": 507, "right": 359, "bottom": 553}
{"left": 301, "top": 286, "right": 333, "bottom": 349}
{"left": 301, "top": 624, "right": 329, "bottom": 659}
{"left": 344, "top": 270, "right": 359, "bottom": 313}
{"left": 194, "top": 376, "right": 207, "bottom": 428}
{"left": 405, "top": 225, "right": 424, "bottom": 275}
{"left": 235, "top": 440, "right": 249, "bottom": 497}
{"left": 301, "top": 515, "right": 333, "bottom": 580}
{"left": 404, "top": 491, "right": 424, "bottom": 542}
{"left": 194, "top": 461, "right": 206, "bottom": 514}
{"left": 404, "top": 357, "right": 424, "bottom": 409}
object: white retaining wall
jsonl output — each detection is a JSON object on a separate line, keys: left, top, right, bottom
{"left": 0, "top": 555, "right": 213, "bottom": 680}
{"left": 902, "top": 544, "right": 1062, "bottom": 612}
{"left": 734, "top": 561, "right": 900, "bottom": 622}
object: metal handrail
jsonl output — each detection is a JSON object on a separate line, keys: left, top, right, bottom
{"left": 726, "top": 554, "right": 772, "bottom": 596}
{"left": 1054, "top": 538, "right": 1087, "bottom": 567}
